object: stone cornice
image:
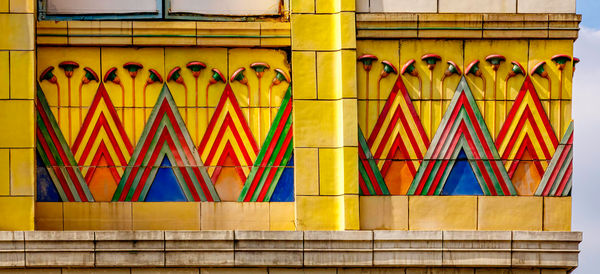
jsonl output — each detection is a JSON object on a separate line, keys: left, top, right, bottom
{"left": 0, "top": 230, "right": 581, "bottom": 270}
{"left": 356, "top": 13, "right": 581, "bottom": 39}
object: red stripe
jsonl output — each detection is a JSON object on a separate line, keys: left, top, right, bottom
{"left": 204, "top": 115, "right": 253, "bottom": 166}
{"left": 358, "top": 144, "right": 382, "bottom": 195}
{"left": 543, "top": 146, "right": 570, "bottom": 196}
{"left": 256, "top": 129, "right": 293, "bottom": 201}
{"left": 368, "top": 79, "right": 398, "bottom": 146}
{"left": 78, "top": 113, "right": 128, "bottom": 166}
{"left": 37, "top": 130, "right": 75, "bottom": 201}
{"left": 37, "top": 102, "right": 88, "bottom": 201}
{"left": 554, "top": 160, "right": 572, "bottom": 196}
{"left": 243, "top": 102, "right": 292, "bottom": 200}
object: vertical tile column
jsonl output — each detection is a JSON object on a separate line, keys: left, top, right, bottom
{"left": 292, "top": 0, "right": 358, "bottom": 230}
{"left": 0, "top": 0, "right": 35, "bottom": 230}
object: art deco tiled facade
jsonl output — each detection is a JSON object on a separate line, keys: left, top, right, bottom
{"left": 0, "top": 0, "right": 583, "bottom": 272}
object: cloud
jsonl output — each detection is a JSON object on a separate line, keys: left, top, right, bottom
{"left": 572, "top": 25, "right": 600, "bottom": 273}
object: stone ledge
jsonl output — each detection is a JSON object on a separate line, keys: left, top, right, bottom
{"left": 0, "top": 230, "right": 581, "bottom": 270}
{"left": 356, "top": 13, "right": 581, "bottom": 39}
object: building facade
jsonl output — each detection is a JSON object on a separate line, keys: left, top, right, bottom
{"left": 0, "top": 0, "right": 582, "bottom": 272}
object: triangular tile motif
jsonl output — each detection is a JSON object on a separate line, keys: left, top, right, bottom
{"left": 36, "top": 151, "right": 61, "bottom": 202}
{"left": 367, "top": 75, "right": 430, "bottom": 195}
{"left": 359, "top": 127, "right": 389, "bottom": 195}
{"left": 441, "top": 150, "right": 484, "bottom": 195}
{"left": 112, "top": 84, "right": 219, "bottom": 201}
{"left": 238, "top": 86, "right": 293, "bottom": 202}
{"left": 71, "top": 83, "right": 134, "bottom": 200}
{"left": 408, "top": 77, "right": 516, "bottom": 196}
{"left": 199, "top": 83, "right": 259, "bottom": 188}
{"left": 269, "top": 155, "right": 294, "bottom": 202}
{"left": 36, "top": 84, "right": 94, "bottom": 201}
{"left": 496, "top": 76, "right": 558, "bottom": 194}
{"left": 535, "top": 121, "right": 573, "bottom": 196}
{"left": 145, "top": 157, "right": 188, "bottom": 202}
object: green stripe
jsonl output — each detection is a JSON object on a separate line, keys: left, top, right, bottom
{"left": 36, "top": 141, "right": 69, "bottom": 201}
{"left": 358, "top": 128, "right": 389, "bottom": 195}
{"left": 238, "top": 86, "right": 291, "bottom": 201}
{"left": 358, "top": 161, "right": 376, "bottom": 195}
{"left": 264, "top": 142, "right": 294, "bottom": 201}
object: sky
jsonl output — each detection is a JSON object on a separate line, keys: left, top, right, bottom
{"left": 572, "top": 0, "right": 600, "bottom": 272}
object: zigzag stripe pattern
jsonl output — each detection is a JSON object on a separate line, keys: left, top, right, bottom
{"left": 113, "top": 84, "right": 219, "bottom": 201}
{"left": 238, "top": 86, "right": 293, "bottom": 202}
{"left": 496, "top": 76, "right": 558, "bottom": 177}
{"left": 535, "top": 121, "right": 573, "bottom": 196}
{"left": 199, "top": 83, "right": 259, "bottom": 183}
{"left": 367, "top": 75, "right": 429, "bottom": 194}
{"left": 72, "top": 83, "right": 133, "bottom": 185}
{"left": 408, "top": 77, "right": 517, "bottom": 196}
{"left": 359, "top": 127, "right": 389, "bottom": 195}
{"left": 36, "top": 84, "right": 94, "bottom": 202}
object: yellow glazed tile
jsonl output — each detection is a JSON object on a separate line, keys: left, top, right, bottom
{"left": 10, "top": 50, "right": 34, "bottom": 99}
{"left": 341, "top": 0, "right": 355, "bottom": 11}
{"left": 0, "top": 196, "right": 33, "bottom": 230}
{"left": 340, "top": 12, "right": 356, "bottom": 49}
{"left": 164, "top": 47, "right": 227, "bottom": 145}
{"left": 315, "top": 0, "right": 340, "bottom": 13}
{"left": 296, "top": 195, "right": 344, "bottom": 230}
{"left": 295, "top": 148, "right": 319, "bottom": 195}
{"left": 291, "top": 0, "right": 314, "bottom": 13}
{"left": 342, "top": 99, "right": 358, "bottom": 147}
{"left": 131, "top": 269, "right": 199, "bottom": 274}
{"left": 68, "top": 21, "right": 132, "bottom": 46}
{"left": 464, "top": 40, "right": 528, "bottom": 137}
{"left": 37, "top": 47, "right": 102, "bottom": 146}
{"left": 63, "top": 202, "right": 133, "bottom": 230}
{"left": 419, "top": 14, "right": 483, "bottom": 39}
{"left": 133, "top": 21, "right": 196, "bottom": 46}
{"left": 360, "top": 196, "right": 408, "bottom": 230}
{"left": 344, "top": 195, "right": 359, "bottom": 230}
{"left": 260, "top": 22, "right": 291, "bottom": 47}
{"left": 269, "top": 202, "right": 296, "bottom": 230}
{"left": 409, "top": 196, "right": 477, "bottom": 230}
{"left": 101, "top": 47, "right": 164, "bottom": 145}
{"left": 292, "top": 14, "right": 340, "bottom": 51}
{"left": 292, "top": 51, "right": 317, "bottom": 100}
{"left": 36, "top": 21, "right": 68, "bottom": 45}
{"left": 294, "top": 100, "right": 341, "bottom": 147}
{"left": 227, "top": 48, "right": 290, "bottom": 143}
{"left": 341, "top": 50, "right": 357, "bottom": 98}
{"left": 197, "top": 22, "right": 260, "bottom": 47}
{"left": 478, "top": 196, "right": 543, "bottom": 231}
{"left": 317, "top": 51, "right": 342, "bottom": 100}
{"left": 0, "top": 149, "right": 8, "bottom": 195}
{"left": 133, "top": 202, "right": 200, "bottom": 230}
{"left": 9, "top": 0, "right": 33, "bottom": 13}
{"left": 343, "top": 146, "right": 359, "bottom": 194}
{"left": 0, "top": 100, "right": 33, "bottom": 148}
{"left": 201, "top": 202, "right": 269, "bottom": 230}
{"left": 35, "top": 202, "right": 63, "bottom": 230}
{"left": 544, "top": 197, "right": 571, "bottom": 231}
{"left": 399, "top": 39, "right": 463, "bottom": 139}
{"left": 0, "top": 14, "right": 33, "bottom": 50}
{"left": 319, "top": 147, "right": 343, "bottom": 195}
{"left": 0, "top": 51, "right": 8, "bottom": 99}
{"left": 10, "top": 148, "right": 33, "bottom": 196}
{"left": 0, "top": 0, "right": 6, "bottom": 12}
{"left": 63, "top": 269, "right": 130, "bottom": 274}
{"left": 528, "top": 40, "right": 573, "bottom": 137}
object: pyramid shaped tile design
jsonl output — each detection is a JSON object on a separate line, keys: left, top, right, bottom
{"left": 535, "top": 121, "right": 573, "bottom": 196}
{"left": 238, "top": 86, "right": 293, "bottom": 202}
{"left": 112, "top": 84, "right": 219, "bottom": 201}
{"left": 367, "top": 75, "right": 430, "bottom": 195}
{"left": 36, "top": 84, "right": 94, "bottom": 202}
{"left": 408, "top": 77, "right": 516, "bottom": 196}
{"left": 198, "top": 83, "right": 259, "bottom": 187}
{"left": 359, "top": 127, "right": 389, "bottom": 195}
{"left": 496, "top": 76, "right": 558, "bottom": 194}
{"left": 71, "top": 83, "right": 134, "bottom": 200}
